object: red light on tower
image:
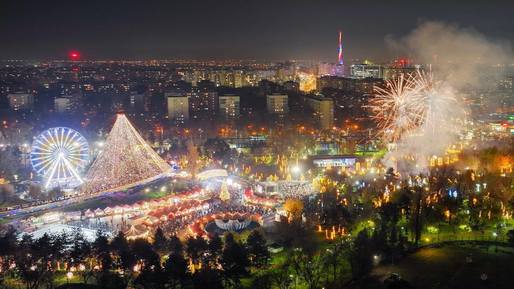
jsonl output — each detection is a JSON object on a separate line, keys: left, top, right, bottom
{"left": 68, "top": 51, "right": 81, "bottom": 61}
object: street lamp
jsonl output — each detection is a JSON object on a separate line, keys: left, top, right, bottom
{"left": 66, "top": 271, "right": 73, "bottom": 283}
{"left": 289, "top": 274, "right": 297, "bottom": 289}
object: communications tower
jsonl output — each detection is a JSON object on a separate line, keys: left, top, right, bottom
{"left": 338, "top": 31, "right": 344, "bottom": 65}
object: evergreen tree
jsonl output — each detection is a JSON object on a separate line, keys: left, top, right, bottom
{"left": 70, "top": 229, "right": 92, "bottom": 283}
{"left": 168, "top": 235, "right": 183, "bottom": 255}
{"left": 131, "top": 239, "right": 160, "bottom": 269}
{"left": 111, "top": 231, "right": 134, "bottom": 271}
{"left": 93, "top": 231, "right": 112, "bottom": 271}
{"left": 133, "top": 267, "right": 165, "bottom": 289}
{"left": 220, "top": 233, "right": 249, "bottom": 287}
{"left": 251, "top": 272, "right": 273, "bottom": 289}
{"left": 153, "top": 227, "right": 169, "bottom": 255}
{"left": 192, "top": 268, "right": 224, "bottom": 289}
{"left": 290, "top": 249, "right": 324, "bottom": 289}
{"left": 271, "top": 262, "right": 292, "bottom": 289}
{"left": 186, "top": 236, "right": 208, "bottom": 266}
{"left": 207, "top": 234, "right": 223, "bottom": 266}
{"left": 164, "top": 252, "right": 190, "bottom": 289}
{"left": 246, "top": 230, "right": 269, "bottom": 268}
{"left": 350, "top": 229, "right": 373, "bottom": 279}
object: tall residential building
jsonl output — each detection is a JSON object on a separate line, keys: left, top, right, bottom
{"left": 188, "top": 80, "right": 218, "bottom": 119}
{"left": 350, "top": 64, "right": 384, "bottom": 79}
{"left": 305, "top": 95, "right": 334, "bottom": 129}
{"left": 183, "top": 70, "right": 205, "bottom": 86}
{"left": 233, "top": 71, "right": 244, "bottom": 88}
{"left": 317, "top": 76, "right": 346, "bottom": 90}
{"left": 334, "top": 65, "right": 345, "bottom": 77}
{"left": 317, "top": 76, "right": 382, "bottom": 95}
{"left": 219, "top": 95, "right": 240, "bottom": 119}
{"left": 318, "top": 62, "right": 337, "bottom": 76}
{"left": 283, "top": 81, "right": 299, "bottom": 92}
{"left": 129, "top": 91, "right": 145, "bottom": 112}
{"left": 166, "top": 94, "right": 189, "bottom": 124}
{"left": 266, "top": 94, "right": 289, "bottom": 114}
{"left": 188, "top": 90, "right": 219, "bottom": 119}
{"left": 54, "top": 93, "right": 81, "bottom": 114}
{"left": 54, "top": 97, "right": 71, "bottom": 113}
{"left": 383, "top": 66, "right": 417, "bottom": 80}
{"left": 7, "top": 93, "right": 34, "bottom": 111}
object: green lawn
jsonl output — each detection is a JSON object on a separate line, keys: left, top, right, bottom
{"left": 372, "top": 244, "right": 514, "bottom": 289}
{"left": 3, "top": 271, "right": 89, "bottom": 289}
{"left": 419, "top": 222, "right": 514, "bottom": 245}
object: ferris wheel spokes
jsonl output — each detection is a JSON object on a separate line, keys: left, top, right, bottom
{"left": 31, "top": 127, "right": 90, "bottom": 190}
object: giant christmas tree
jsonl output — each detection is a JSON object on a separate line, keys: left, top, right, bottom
{"left": 81, "top": 114, "right": 171, "bottom": 195}
{"left": 219, "top": 181, "right": 230, "bottom": 202}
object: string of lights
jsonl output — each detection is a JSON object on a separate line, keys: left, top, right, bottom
{"left": 81, "top": 114, "right": 171, "bottom": 195}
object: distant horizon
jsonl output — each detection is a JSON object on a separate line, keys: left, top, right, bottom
{"left": 0, "top": 58, "right": 394, "bottom": 63}
{"left": 1, "top": 0, "right": 513, "bottom": 61}
{"left": 2, "top": 58, "right": 513, "bottom": 67}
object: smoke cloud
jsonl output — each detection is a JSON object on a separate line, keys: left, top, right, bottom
{"left": 387, "top": 21, "right": 512, "bottom": 90}
{"left": 382, "top": 21, "right": 513, "bottom": 175}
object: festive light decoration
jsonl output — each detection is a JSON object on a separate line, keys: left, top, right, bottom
{"left": 298, "top": 72, "right": 317, "bottom": 92}
{"left": 30, "top": 127, "right": 89, "bottom": 189}
{"left": 219, "top": 181, "right": 230, "bottom": 202}
{"left": 81, "top": 114, "right": 171, "bottom": 194}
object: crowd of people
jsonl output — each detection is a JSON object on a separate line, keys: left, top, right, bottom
{"left": 160, "top": 194, "right": 275, "bottom": 237}
{"left": 17, "top": 178, "right": 288, "bottom": 242}
{"left": 68, "top": 218, "right": 112, "bottom": 232}
{"left": 278, "top": 181, "right": 314, "bottom": 198}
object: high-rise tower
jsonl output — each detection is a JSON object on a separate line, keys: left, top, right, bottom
{"left": 338, "top": 31, "right": 344, "bottom": 65}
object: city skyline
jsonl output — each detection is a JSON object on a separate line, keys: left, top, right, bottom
{"left": 1, "top": 0, "right": 514, "bottom": 61}
{"left": 0, "top": 2, "right": 514, "bottom": 289}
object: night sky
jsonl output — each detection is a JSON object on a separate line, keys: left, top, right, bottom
{"left": 1, "top": 0, "right": 513, "bottom": 61}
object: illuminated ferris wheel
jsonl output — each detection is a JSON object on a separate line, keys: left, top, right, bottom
{"left": 30, "top": 127, "right": 90, "bottom": 189}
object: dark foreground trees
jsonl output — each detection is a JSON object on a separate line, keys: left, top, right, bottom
{"left": 0, "top": 227, "right": 256, "bottom": 289}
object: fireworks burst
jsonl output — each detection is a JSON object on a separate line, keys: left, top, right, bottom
{"left": 368, "top": 74, "right": 425, "bottom": 142}
{"left": 412, "top": 70, "right": 462, "bottom": 135}
{"left": 369, "top": 70, "right": 463, "bottom": 143}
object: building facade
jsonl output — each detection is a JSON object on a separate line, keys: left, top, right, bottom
{"left": 188, "top": 89, "right": 218, "bottom": 120}
{"left": 166, "top": 94, "right": 189, "bottom": 124}
{"left": 8, "top": 93, "right": 34, "bottom": 111}
{"left": 317, "top": 76, "right": 382, "bottom": 95}
{"left": 305, "top": 95, "right": 334, "bottom": 129}
{"left": 266, "top": 94, "right": 289, "bottom": 114}
{"left": 350, "top": 64, "right": 384, "bottom": 79}
{"left": 219, "top": 95, "right": 240, "bottom": 119}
